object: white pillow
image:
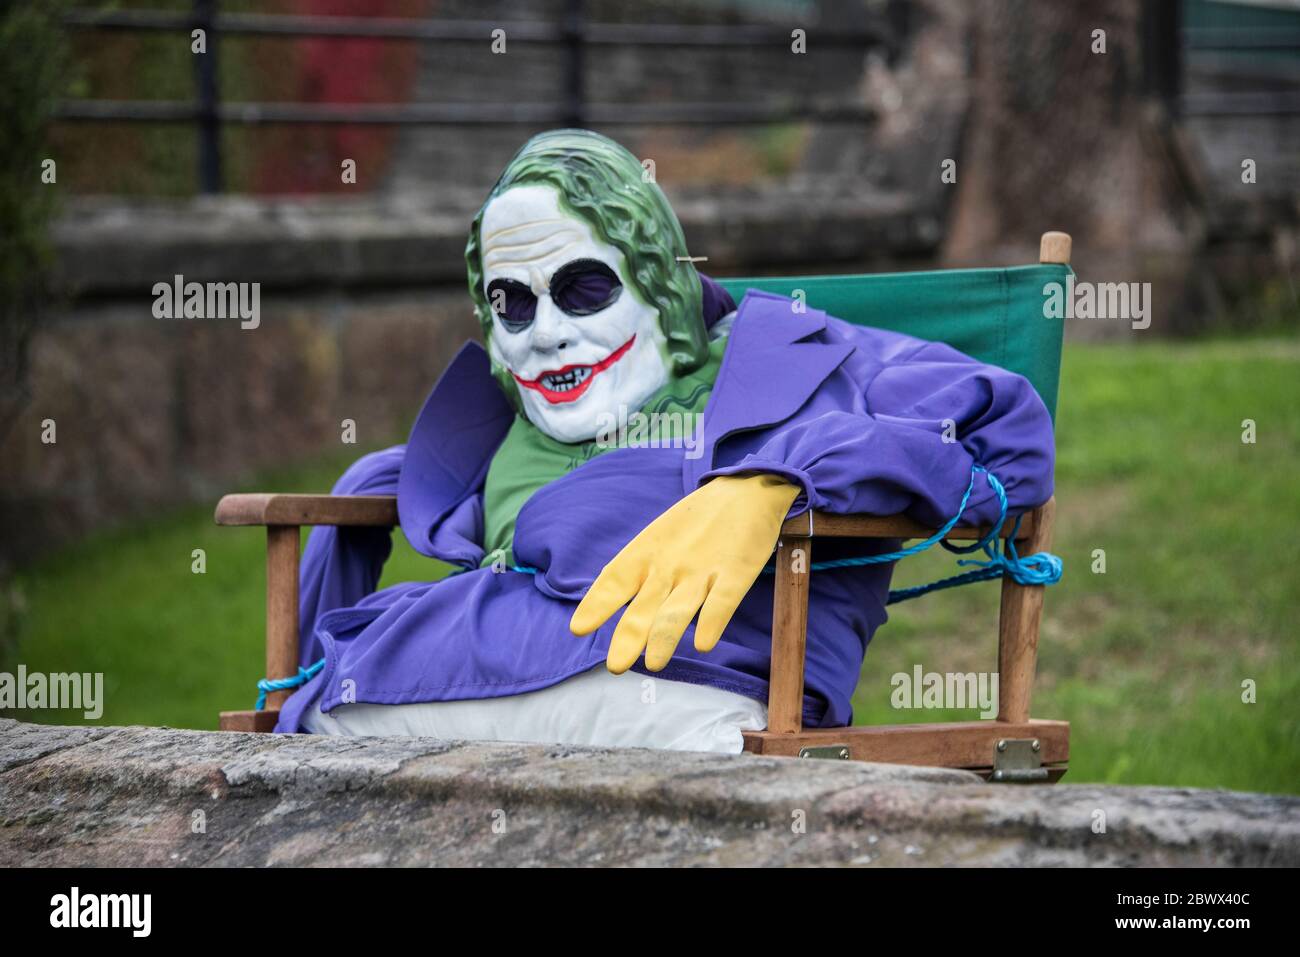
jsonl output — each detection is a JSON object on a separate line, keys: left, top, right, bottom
{"left": 303, "top": 665, "right": 768, "bottom": 754}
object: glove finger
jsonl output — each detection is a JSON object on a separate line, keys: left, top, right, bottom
{"left": 693, "top": 575, "right": 749, "bottom": 653}
{"left": 570, "top": 549, "right": 646, "bottom": 637}
{"left": 606, "top": 574, "right": 672, "bottom": 674}
{"left": 643, "top": 577, "right": 710, "bottom": 672}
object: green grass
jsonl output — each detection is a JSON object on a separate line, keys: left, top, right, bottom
{"left": 5, "top": 340, "right": 1298, "bottom": 794}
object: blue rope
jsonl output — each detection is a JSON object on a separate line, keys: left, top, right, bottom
{"left": 763, "top": 465, "right": 1061, "bottom": 602}
{"left": 255, "top": 657, "right": 325, "bottom": 711}
{"left": 884, "top": 522, "right": 1062, "bottom": 602}
{"left": 820, "top": 470, "right": 1060, "bottom": 602}
{"left": 794, "top": 466, "right": 989, "bottom": 571}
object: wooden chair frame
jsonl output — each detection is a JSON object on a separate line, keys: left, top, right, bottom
{"left": 217, "top": 232, "right": 1072, "bottom": 781}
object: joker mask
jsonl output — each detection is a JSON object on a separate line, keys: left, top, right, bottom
{"left": 480, "top": 184, "right": 670, "bottom": 444}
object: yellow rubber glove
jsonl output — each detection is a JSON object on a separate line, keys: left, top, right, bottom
{"left": 570, "top": 474, "right": 801, "bottom": 674}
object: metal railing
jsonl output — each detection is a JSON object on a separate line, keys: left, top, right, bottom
{"left": 57, "top": 1, "right": 893, "bottom": 193}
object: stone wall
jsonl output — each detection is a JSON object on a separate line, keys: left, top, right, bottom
{"left": 0, "top": 286, "right": 477, "bottom": 564}
{"left": 1, "top": 719, "right": 1295, "bottom": 866}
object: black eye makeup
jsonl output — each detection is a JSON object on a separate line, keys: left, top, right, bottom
{"left": 486, "top": 278, "right": 537, "bottom": 333}
{"left": 548, "top": 259, "right": 623, "bottom": 316}
{"left": 486, "top": 259, "right": 623, "bottom": 332}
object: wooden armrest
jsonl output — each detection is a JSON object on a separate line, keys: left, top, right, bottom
{"left": 214, "top": 493, "right": 398, "bottom": 527}
{"left": 781, "top": 503, "right": 1045, "bottom": 542}
{"left": 213, "top": 495, "right": 396, "bottom": 710}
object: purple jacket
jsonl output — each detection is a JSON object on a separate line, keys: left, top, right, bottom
{"left": 277, "top": 290, "right": 1055, "bottom": 733}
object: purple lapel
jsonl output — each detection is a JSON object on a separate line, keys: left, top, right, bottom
{"left": 685, "top": 291, "right": 856, "bottom": 492}
{"left": 397, "top": 341, "right": 514, "bottom": 558}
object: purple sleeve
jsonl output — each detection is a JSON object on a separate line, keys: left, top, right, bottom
{"left": 297, "top": 445, "right": 404, "bottom": 667}
{"left": 702, "top": 340, "right": 1055, "bottom": 529}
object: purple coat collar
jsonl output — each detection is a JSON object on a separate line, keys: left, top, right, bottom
{"left": 682, "top": 292, "right": 855, "bottom": 492}
{"left": 397, "top": 290, "right": 855, "bottom": 560}
{"left": 396, "top": 343, "right": 513, "bottom": 560}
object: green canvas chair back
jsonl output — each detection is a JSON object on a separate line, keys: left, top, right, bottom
{"left": 718, "top": 262, "right": 1070, "bottom": 421}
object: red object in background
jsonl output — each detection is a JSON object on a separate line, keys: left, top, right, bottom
{"left": 253, "top": 0, "right": 424, "bottom": 194}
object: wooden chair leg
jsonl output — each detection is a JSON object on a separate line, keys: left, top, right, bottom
{"left": 219, "top": 524, "right": 300, "bottom": 732}
{"left": 264, "top": 525, "right": 301, "bottom": 711}
{"left": 997, "top": 498, "right": 1055, "bottom": 723}
{"left": 218, "top": 709, "right": 280, "bottom": 732}
{"left": 768, "top": 533, "right": 812, "bottom": 734}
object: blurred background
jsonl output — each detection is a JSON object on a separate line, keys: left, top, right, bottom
{"left": 0, "top": 0, "right": 1296, "bottom": 792}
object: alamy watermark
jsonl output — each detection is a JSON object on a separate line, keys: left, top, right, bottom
{"left": 891, "top": 666, "right": 999, "bottom": 719}
{"left": 594, "top": 406, "right": 704, "bottom": 459}
{"left": 50, "top": 887, "right": 151, "bottom": 937}
{"left": 0, "top": 666, "right": 103, "bottom": 719}
{"left": 152, "top": 274, "right": 260, "bottom": 329}
{"left": 1043, "top": 276, "right": 1151, "bottom": 330}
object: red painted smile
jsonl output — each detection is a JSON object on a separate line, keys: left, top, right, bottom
{"left": 511, "top": 335, "right": 636, "bottom": 404}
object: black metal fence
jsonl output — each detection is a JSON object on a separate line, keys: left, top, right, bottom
{"left": 57, "top": 0, "right": 895, "bottom": 194}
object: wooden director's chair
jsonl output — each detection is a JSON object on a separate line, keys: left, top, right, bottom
{"left": 217, "top": 232, "right": 1073, "bottom": 783}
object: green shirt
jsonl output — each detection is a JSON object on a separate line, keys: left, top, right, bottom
{"left": 480, "top": 335, "right": 727, "bottom": 568}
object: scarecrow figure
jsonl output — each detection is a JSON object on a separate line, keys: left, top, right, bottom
{"left": 278, "top": 130, "right": 1055, "bottom": 752}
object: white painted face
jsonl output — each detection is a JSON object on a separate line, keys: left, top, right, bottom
{"left": 480, "top": 185, "right": 669, "bottom": 444}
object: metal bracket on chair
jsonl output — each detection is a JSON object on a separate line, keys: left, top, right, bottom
{"left": 991, "top": 737, "right": 1048, "bottom": 783}
{"left": 799, "top": 745, "right": 850, "bottom": 760}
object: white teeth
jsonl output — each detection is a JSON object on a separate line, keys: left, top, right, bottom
{"left": 540, "top": 366, "right": 593, "bottom": 393}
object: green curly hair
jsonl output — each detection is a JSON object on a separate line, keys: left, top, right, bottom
{"left": 465, "top": 129, "right": 708, "bottom": 408}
